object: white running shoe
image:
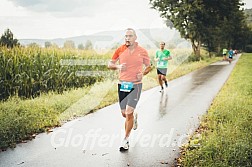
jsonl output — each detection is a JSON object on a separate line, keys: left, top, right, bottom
{"left": 159, "top": 87, "right": 164, "bottom": 92}
{"left": 119, "top": 138, "right": 129, "bottom": 151}
{"left": 133, "top": 112, "right": 138, "bottom": 130}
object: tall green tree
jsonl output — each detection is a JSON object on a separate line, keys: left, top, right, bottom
{"left": 0, "top": 28, "right": 20, "bottom": 48}
{"left": 198, "top": 0, "right": 242, "bottom": 54}
{"left": 223, "top": 1, "right": 250, "bottom": 50}
{"left": 149, "top": 0, "right": 250, "bottom": 56}
{"left": 244, "top": 9, "right": 252, "bottom": 28}
{"left": 150, "top": 0, "right": 205, "bottom": 57}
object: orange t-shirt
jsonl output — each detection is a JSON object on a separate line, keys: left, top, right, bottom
{"left": 112, "top": 43, "right": 150, "bottom": 83}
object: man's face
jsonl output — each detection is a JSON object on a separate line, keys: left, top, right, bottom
{"left": 125, "top": 30, "right": 137, "bottom": 47}
{"left": 160, "top": 43, "right": 165, "bottom": 49}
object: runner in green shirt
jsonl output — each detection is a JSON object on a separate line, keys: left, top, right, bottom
{"left": 155, "top": 42, "right": 172, "bottom": 92}
{"left": 222, "top": 48, "right": 228, "bottom": 61}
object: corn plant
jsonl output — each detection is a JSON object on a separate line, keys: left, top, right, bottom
{"left": 0, "top": 46, "right": 114, "bottom": 100}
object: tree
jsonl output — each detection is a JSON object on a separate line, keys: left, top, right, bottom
{"left": 0, "top": 28, "right": 20, "bottom": 48}
{"left": 78, "top": 43, "right": 85, "bottom": 50}
{"left": 224, "top": 1, "right": 250, "bottom": 50}
{"left": 63, "top": 40, "right": 75, "bottom": 49}
{"left": 51, "top": 43, "right": 59, "bottom": 49}
{"left": 244, "top": 9, "right": 252, "bottom": 28}
{"left": 150, "top": 0, "right": 205, "bottom": 57}
{"left": 27, "top": 42, "right": 40, "bottom": 48}
{"left": 149, "top": 0, "right": 250, "bottom": 57}
{"left": 45, "top": 41, "right": 52, "bottom": 48}
{"left": 111, "top": 42, "right": 120, "bottom": 50}
{"left": 84, "top": 40, "right": 93, "bottom": 50}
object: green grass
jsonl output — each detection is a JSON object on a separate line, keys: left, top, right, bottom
{"left": 0, "top": 54, "right": 221, "bottom": 149}
{"left": 179, "top": 53, "right": 252, "bottom": 167}
{"left": 0, "top": 87, "right": 91, "bottom": 148}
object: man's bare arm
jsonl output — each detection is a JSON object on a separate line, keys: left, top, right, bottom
{"left": 143, "top": 65, "right": 152, "bottom": 75}
{"left": 108, "top": 60, "right": 126, "bottom": 70}
{"left": 108, "top": 60, "right": 118, "bottom": 70}
{"left": 163, "top": 56, "right": 172, "bottom": 61}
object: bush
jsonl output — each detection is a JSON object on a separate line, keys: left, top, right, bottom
{"left": 245, "top": 44, "right": 252, "bottom": 53}
{"left": 187, "top": 55, "right": 201, "bottom": 62}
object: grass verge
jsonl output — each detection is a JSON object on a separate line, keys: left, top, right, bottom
{"left": 178, "top": 53, "right": 252, "bottom": 166}
{"left": 0, "top": 56, "right": 220, "bottom": 149}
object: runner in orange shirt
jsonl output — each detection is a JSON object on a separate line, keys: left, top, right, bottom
{"left": 108, "top": 28, "right": 152, "bottom": 151}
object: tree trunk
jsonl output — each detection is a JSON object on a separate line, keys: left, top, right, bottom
{"left": 208, "top": 52, "right": 212, "bottom": 58}
{"left": 191, "top": 40, "right": 201, "bottom": 57}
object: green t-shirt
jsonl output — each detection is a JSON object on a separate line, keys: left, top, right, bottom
{"left": 156, "top": 49, "right": 170, "bottom": 68}
{"left": 222, "top": 48, "right": 228, "bottom": 54}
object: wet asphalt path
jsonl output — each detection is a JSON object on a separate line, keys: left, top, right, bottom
{"left": 0, "top": 55, "right": 240, "bottom": 167}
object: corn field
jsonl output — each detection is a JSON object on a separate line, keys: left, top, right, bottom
{"left": 0, "top": 46, "right": 113, "bottom": 100}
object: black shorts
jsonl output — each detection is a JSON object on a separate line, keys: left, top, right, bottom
{"left": 229, "top": 56, "right": 233, "bottom": 59}
{"left": 118, "top": 83, "right": 142, "bottom": 110}
{"left": 157, "top": 68, "right": 167, "bottom": 76}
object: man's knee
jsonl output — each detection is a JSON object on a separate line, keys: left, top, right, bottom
{"left": 125, "top": 106, "right": 134, "bottom": 120}
{"left": 121, "top": 110, "right": 126, "bottom": 117}
{"left": 126, "top": 112, "right": 134, "bottom": 121}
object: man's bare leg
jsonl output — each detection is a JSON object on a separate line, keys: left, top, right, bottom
{"left": 158, "top": 74, "right": 163, "bottom": 87}
{"left": 124, "top": 106, "right": 134, "bottom": 138}
{"left": 161, "top": 75, "right": 168, "bottom": 87}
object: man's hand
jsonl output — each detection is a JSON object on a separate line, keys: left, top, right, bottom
{"left": 163, "top": 56, "right": 172, "bottom": 61}
{"left": 143, "top": 65, "right": 152, "bottom": 75}
{"left": 118, "top": 63, "right": 127, "bottom": 71}
{"left": 108, "top": 61, "right": 126, "bottom": 71}
{"left": 108, "top": 60, "right": 117, "bottom": 70}
{"left": 136, "top": 72, "right": 143, "bottom": 80}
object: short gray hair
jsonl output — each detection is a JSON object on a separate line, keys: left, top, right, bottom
{"left": 125, "top": 28, "right": 136, "bottom": 36}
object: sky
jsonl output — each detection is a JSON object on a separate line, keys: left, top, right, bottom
{"left": 0, "top": 0, "right": 252, "bottom": 39}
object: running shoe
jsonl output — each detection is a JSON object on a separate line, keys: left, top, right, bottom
{"left": 119, "top": 138, "right": 129, "bottom": 151}
{"left": 159, "top": 87, "right": 164, "bottom": 92}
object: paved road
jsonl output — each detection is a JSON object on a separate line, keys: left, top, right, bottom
{"left": 0, "top": 55, "right": 240, "bottom": 167}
